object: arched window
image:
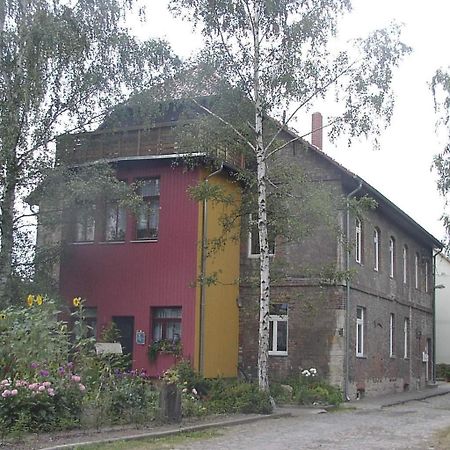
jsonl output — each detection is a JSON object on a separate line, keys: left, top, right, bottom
{"left": 389, "top": 237, "right": 395, "bottom": 278}
{"left": 373, "top": 228, "right": 380, "bottom": 271}
{"left": 415, "top": 253, "right": 420, "bottom": 290}
{"left": 355, "top": 218, "right": 362, "bottom": 264}
{"left": 402, "top": 245, "right": 408, "bottom": 284}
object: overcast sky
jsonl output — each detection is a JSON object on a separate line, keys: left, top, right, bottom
{"left": 137, "top": 1, "right": 449, "bottom": 241}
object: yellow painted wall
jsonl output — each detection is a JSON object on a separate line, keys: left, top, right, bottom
{"left": 196, "top": 169, "right": 241, "bottom": 378}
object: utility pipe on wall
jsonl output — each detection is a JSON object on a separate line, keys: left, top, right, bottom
{"left": 344, "top": 179, "right": 362, "bottom": 401}
{"left": 432, "top": 247, "right": 443, "bottom": 383}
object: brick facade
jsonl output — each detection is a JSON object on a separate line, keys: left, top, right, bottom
{"left": 238, "top": 140, "right": 441, "bottom": 398}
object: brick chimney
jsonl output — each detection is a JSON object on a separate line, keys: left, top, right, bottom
{"left": 311, "top": 112, "right": 323, "bottom": 150}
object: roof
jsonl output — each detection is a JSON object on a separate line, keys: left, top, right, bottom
{"left": 297, "top": 133, "right": 443, "bottom": 250}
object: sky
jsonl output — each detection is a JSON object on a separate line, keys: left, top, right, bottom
{"left": 136, "top": 1, "right": 450, "bottom": 241}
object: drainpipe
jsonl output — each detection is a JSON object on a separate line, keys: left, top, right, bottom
{"left": 344, "top": 179, "right": 363, "bottom": 401}
{"left": 199, "top": 164, "right": 224, "bottom": 376}
{"left": 432, "top": 247, "right": 443, "bottom": 383}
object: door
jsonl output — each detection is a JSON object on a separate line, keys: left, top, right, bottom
{"left": 112, "top": 316, "right": 135, "bottom": 364}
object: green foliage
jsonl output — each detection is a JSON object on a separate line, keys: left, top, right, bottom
{"left": 271, "top": 369, "right": 343, "bottom": 406}
{"left": 148, "top": 340, "right": 182, "bottom": 361}
{"left": 436, "top": 364, "right": 450, "bottom": 381}
{"left": 206, "top": 379, "right": 273, "bottom": 414}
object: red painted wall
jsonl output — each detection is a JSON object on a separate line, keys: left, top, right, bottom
{"left": 59, "top": 160, "right": 201, "bottom": 375}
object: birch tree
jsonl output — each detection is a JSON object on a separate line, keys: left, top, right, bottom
{"left": 0, "top": 0, "right": 177, "bottom": 305}
{"left": 169, "top": 0, "right": 410, "bottom": 390}
{"left": 432, "top": 69, "right": 450, "bottom": 248}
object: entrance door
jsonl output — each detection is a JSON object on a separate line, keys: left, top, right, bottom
{"left": 112, "top": 316, "right": 135, "bottom": 363}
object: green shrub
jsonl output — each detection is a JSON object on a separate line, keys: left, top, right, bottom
{"left": 437, "top": 364, "right": 450, "bottom": 381}
{"left": 206, "top": 380, "right": 273, "bottom": 414}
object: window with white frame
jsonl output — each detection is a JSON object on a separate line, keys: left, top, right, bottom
{"left": 105, "top": 200, "right": 126, "bottom": 241}
{"left": 373, "top": 228, "right": 380, "bottom": 271}
{"left": 269, "top": 303, "right": 288, "bottom": 356}
{"left": 403, "top": 317, "right": 410, "bottom": 359}
{"left": 425, "top": 260, "right": 429, "bottom": 293}
{"left": 248, "top": 214, "right": 275, "bottom": 257}
{"left": 74, "top": 204, "right": 96, "bottom": 242}
{"left": 356, "top": 306, "right": 365, "bottom": 357}
{"left": 389, "top": 237, "right": 395, "bottom": 278}
{"left": 389, "top": 313, "right": 395, "bottom": 357}
{"left": 403, "top": 245, "right": 408, "bottom": 284}
{"left": 136, "top": 178, "right": 160, "bottom": 240}
{"left": 355, "top": 218, "right": 362, "bottom": 264}
{"left": 152, "top": 307, "right": 182, "bottom": 343}
{"left": 415, "top": 253, "right": 420, "bottom": 290}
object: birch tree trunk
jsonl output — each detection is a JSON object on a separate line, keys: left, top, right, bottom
{"left": 252, "top": 4, "right": 270, "bottom": 392}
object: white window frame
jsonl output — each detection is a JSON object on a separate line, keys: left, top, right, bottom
{"left": 425, "top": 260, "right": 429, "bottom": 293}
{"left": 356, "top": 306, "right": 365, "bottom": 357}
{"left": 269, "top": 312, "right": 288, "bottom": 356}
{"left": 355, "top": 218, "right": 362, "bottom": 264}
{"left": 248, "top": 213, "right": 275, "bottom": 258}
{"left": 403, "top": 317, "right": 410, "bottom": 359}
{"left": 373, "top": 228, "right": 379, "bottom": 271}
{"left": 389, "top": 313, "right": 395, "bottom": 357}
{"left": 403, "top": 245, "right": 408, "bottom": 284}
{"left": 389, "top": 237, "right": 395, "bottom": 278}
{"left": 415, "top": 253, "right": 420, "bottom": 290}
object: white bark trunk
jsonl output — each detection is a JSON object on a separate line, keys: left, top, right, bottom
{"left": 252, "top": 4, "right": 271, "bottom": 392}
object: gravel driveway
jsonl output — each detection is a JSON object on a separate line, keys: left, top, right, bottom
{"left": 177, "top": 395, "right": 450, "bottom": 450}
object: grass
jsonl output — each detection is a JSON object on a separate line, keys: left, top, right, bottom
{"left": 75, "top": 430, "right": 221, "bottom": 450}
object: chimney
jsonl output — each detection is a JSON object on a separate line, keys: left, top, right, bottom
{"left": 311, "top": 112, "right": 323, "bottom": 150}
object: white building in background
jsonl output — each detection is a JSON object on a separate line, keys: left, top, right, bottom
{"left": 436, "top": 253, "right": 450, "bottom": 364}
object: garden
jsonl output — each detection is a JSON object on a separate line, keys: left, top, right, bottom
{"left": 0, "top": 296, "right": 342, "bottom": 444}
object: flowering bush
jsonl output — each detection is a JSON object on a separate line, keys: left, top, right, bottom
{"left": 271, "top": 367, "right": 342, "bottom": 406}
{"left": 0, "top": 366, "right": 86, "bottom": 435}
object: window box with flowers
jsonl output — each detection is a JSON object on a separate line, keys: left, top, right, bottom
{"left": 148, "top": 339, "right": 182, "bottom": 361}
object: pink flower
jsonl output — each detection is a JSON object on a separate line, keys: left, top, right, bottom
{"left": 28, "top": 383, "right": 37, "bottom": 390}
{"left": 2, "top": 390, "right": 11, "bottom": 397}
{"left": 38, "top": 385, "right": 46, "bottom": 392}
{"left": 43, "top": 381, "right": 51, "bottom": 387}
{"left": 71, "top": 375, "right": 81, "bottom": 383}
{"left": 10, "top": 389, "right": 18, "bottom": 396}
{"left": 47, "top": 388, "right": 55, "bottom": 396}
{"left": 1, "top": 379, "right": 10, "bottom": 386}
{"left": 79, "top": 384, "right": 86, "bottom": 392}
{"left": 15, "top": 380, "right": 27, "bottom": 387}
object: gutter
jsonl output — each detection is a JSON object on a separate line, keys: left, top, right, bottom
{"left": 344, "top": 179, "right": 363, "bottom": 401}
{"left": 432, "top": 247, "right": 444, "bottom": 383}
{"left": 199, "top": 164, "right": 224, "bottom": 375}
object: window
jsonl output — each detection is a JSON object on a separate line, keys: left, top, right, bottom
{"left": 136, "top": 178, "right": 160, "bottom": 240}
{"left": 105, "top": 200, "right": 126, "bottom": 241}
{"left": 355, "top": 218, "right": 362, "bottom": 263}
{"left": 389, "top": 237, "right": 395, "bottom": 278}
{"left": 74, "top": 205, "right": 95, "bottom": 242}
{"left": 425, "top": 260, "right": 429, "bottom": 293}
{"left": 152, "top": 307, "right": 181, "bottom": 343}
{"left": 403, "top": 245, "right": 408, "bottom": 284}
{"left": 269, "top": 303, "right": 288, "bottom": 356}
{"left": 248, "top": 214, "right": 275, "bottom": 257}
{"left": 415, "top": 253, "right": 420, "bottom": 290}
{"left": 373, "top": 228, "right": 380, "bottom": 271}
{"left": 356, "top": 306, "right": 365, "bottom": 357}
{"left": 389, "top": 313, "right": 395, "bottom": 357}
{"left": 403, "top": 317, "right": 410, "bottom": 359}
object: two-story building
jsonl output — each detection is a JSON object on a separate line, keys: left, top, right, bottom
{"left": 53, "top": 105, "right": 442, "bottom": 398}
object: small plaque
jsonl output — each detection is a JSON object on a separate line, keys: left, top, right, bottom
{"left": 136, "top": 330, "right": 146, "bottom": 345}
{"left": 95, "top": 342, "right": 123, "bottom": 355}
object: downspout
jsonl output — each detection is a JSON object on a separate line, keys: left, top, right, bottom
{"left": 344, "top": 179, "right": 363, "bottom": 401}
{"left": 199, "top": 164, "right": 224, "bottom": 376}
{"left": 432, "top": 247, "right": 443, "bottom": 383}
